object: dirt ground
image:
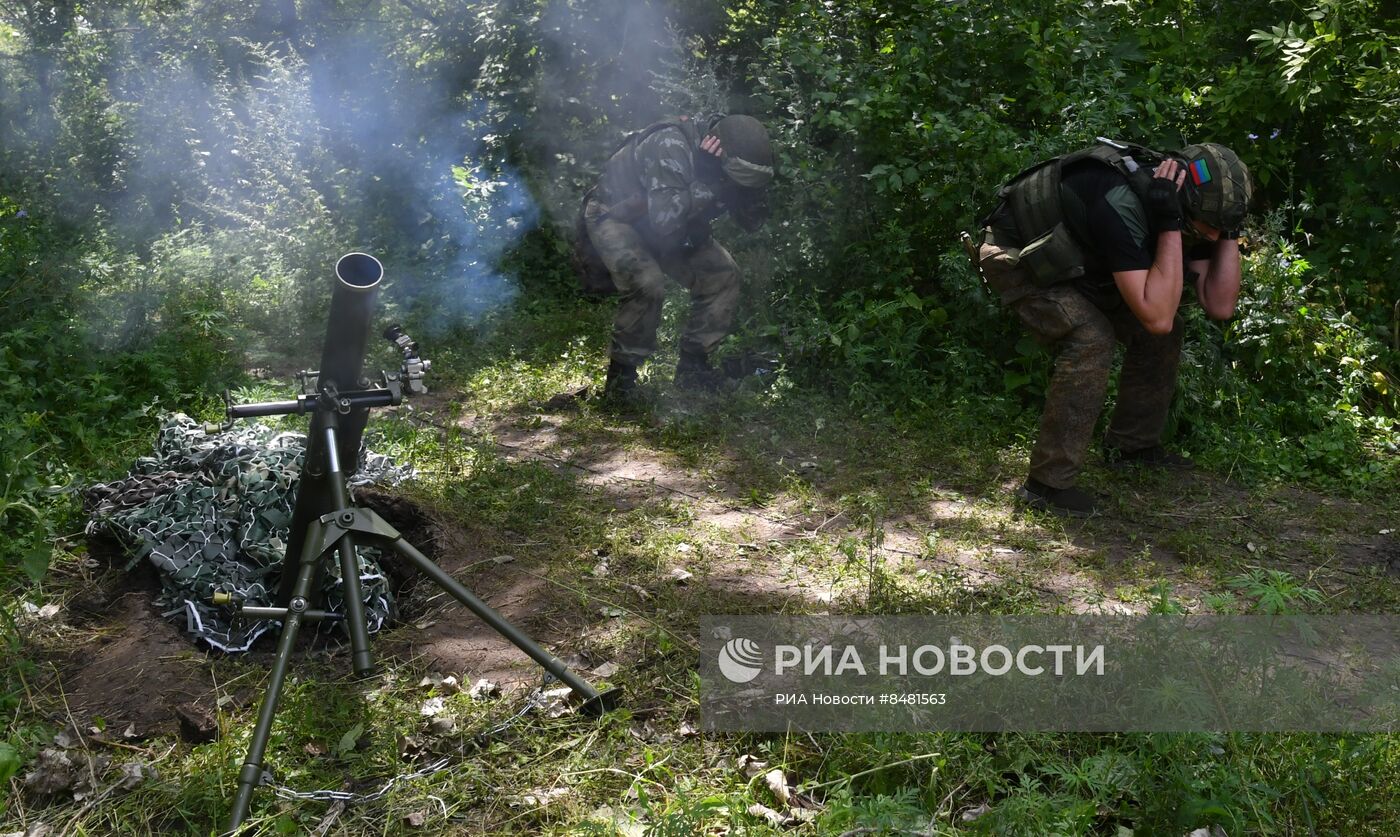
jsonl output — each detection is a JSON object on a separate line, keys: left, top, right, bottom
{"left": 33, "top": 400, "right": 1399, "bottom": 745}
{"left": 37, "top": 486, "right": 582, "bottom": 742}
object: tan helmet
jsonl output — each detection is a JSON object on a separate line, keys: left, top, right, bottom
{"left": 1177, "top": 143, "right": 1252, "bottom": 230}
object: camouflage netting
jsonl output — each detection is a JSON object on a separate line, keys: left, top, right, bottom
{"left": 84, "top": 414, "right": 412, "bottom": 652}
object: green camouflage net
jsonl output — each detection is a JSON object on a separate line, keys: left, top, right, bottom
{"left": 84, "top": 414, "right": 411, "bottom": 652}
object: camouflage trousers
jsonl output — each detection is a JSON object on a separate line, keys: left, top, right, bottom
{"left": 584, "top": 198, "right": 741, "bottom": 366}
{"left": 978, "top": 227, "right": 1182, "bottom": 489}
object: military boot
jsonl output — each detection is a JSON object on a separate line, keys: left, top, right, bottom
{"left": 674, "top": 347, "right": 724, "bottom": 392}
{"left": 1016, "top": 478, "right": 1097, "bottom": 518}
{"left": 602, "top": 359, "right": 641, "bottom": 406}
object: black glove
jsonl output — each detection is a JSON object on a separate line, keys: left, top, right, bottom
{"left": 694, "top": 145, "right": 725, "bottom": 184}
{"left": 1145, "top": 176, "right": 1184, "bottom": 231}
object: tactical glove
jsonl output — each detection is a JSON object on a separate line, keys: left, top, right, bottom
{"left": 1145, "top": 176, "right": 1184, "bottom": 231}
{"left": 694, "top": 146, "right": 726, "bottom": 184}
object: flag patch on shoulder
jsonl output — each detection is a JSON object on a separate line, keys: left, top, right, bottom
{"left": 1189, "top": 158, "right": 1212, "bottom": 185}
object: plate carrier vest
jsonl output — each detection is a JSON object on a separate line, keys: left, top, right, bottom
{"left": 994, "top": 139, "right": 1167, "bottom": 286}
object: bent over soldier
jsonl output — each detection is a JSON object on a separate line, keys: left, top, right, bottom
{"left": 975, "top": 140, "right": 1252, "bottom": 516}
{"left": 584, "top": 114, "right": 774, "bottom": 401}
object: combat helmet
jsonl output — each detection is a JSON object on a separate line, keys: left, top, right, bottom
{"left": 709, "top": 115, "right": 775, "bottom": 190}
{"left": 1176, "top": 143, "right": 1251, "bottom": 231}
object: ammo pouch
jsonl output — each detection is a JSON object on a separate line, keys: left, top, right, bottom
{"left": 1001, "top": 160, "right": 1086, "bottom": 287}
{"left": 572, "top": 189, "right": 617, "bottom": 296}
{"left": 1015, "top": 222, "right": 1085, "bottom": 286}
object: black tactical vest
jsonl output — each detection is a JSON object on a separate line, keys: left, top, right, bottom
{"left": 995, "top": 141, "right": 1165, "bottom": 286}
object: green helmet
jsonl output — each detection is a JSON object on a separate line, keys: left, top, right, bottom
{"left": 1176, "top": 143, "right": 1252, "bottom": 231}
{"left": 711, "top": 115, "right": 775, "bottom": 190}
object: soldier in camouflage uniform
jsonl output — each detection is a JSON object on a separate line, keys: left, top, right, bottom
{"left": 585, "top": 114, "right": 774, "bottom": 400}
{"left": 975, "top": 142, "right": 1252, "bottom": 516}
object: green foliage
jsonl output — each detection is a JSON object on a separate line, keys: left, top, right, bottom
{"left": 1176, "top": 217, "right": 1399, "bottom": 488}
{"left": 0, "top": 200, "right": 239, "bottom": 588}
{"left": 714, "top": 0, "right": 1400, "bottom": 484}
{"left": 1227, "top": 569, "right": 1325, "bottom": 614}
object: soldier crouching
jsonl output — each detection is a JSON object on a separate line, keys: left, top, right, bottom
{"left": 976, "top": 140, "right": 1252, "bottom": 516}
{"left": 583, "top": 114, "right": 774, "bottom": 402}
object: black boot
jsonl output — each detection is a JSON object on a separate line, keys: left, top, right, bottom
{"left": 674, "top": 347, "right": 724, "bottom": 392}
{"left": 1016, "top": 477, "right": 1097, "bottom": 518}
{"left": 602, "top": 359, "right": 640, "bottom": 406}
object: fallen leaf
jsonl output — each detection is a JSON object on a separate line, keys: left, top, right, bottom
{"left": 960, "top": 801, "right": 991, "bottom": 822}
{"left": 676, "top": 721, "right": 698, "bottom": 737}
{"left": 591, "top": 661, "right": 620, "bottom": 678}
{"left": 403, "top": 810, "right": 426, "bottom": 827}
{"left": 668, "top": 567, "right": 693, "bottom": 583}
{"left": 516, "top": 787, "right": 570, "bottom": 807}
{"left": 736, "top": 754, "right": 768, "bottom": 778}
{"left": 419, "top": 697, "right": 446, "bottom": 717}
{"left": 116, "top": 761, "right": 154, "bottom": 790}
{"left": 468, "top": 678, "right": 501, "bottom": 700}
{"left": 629, "top": 722, "right": 665, "bottom": 743}
{"left": 764, "top": 768, "right": 791, "bottom": 806}
{"left": 530, "top": 687, "right": 575, "bottom": 718}
{"left": 746, "top": 803, "right": 788, "bottom": 827}
{"left": 398, "top": 734, "right": 424, "bottom": 760}
{"left": 23, "top": 749, "right": 76, "bottom": 795}
{"left": 415, "top": 671, "right": 460, "bottom": 692}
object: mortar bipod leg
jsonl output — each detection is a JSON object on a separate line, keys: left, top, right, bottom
{"left": 322, "top": 419, "right": 373, "bottom": 676}
{"left": 226, "top": 519, "right": 328, "bottom": 834}
{"left": 383, "top": 536, "right": 621, "bottom": 716}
